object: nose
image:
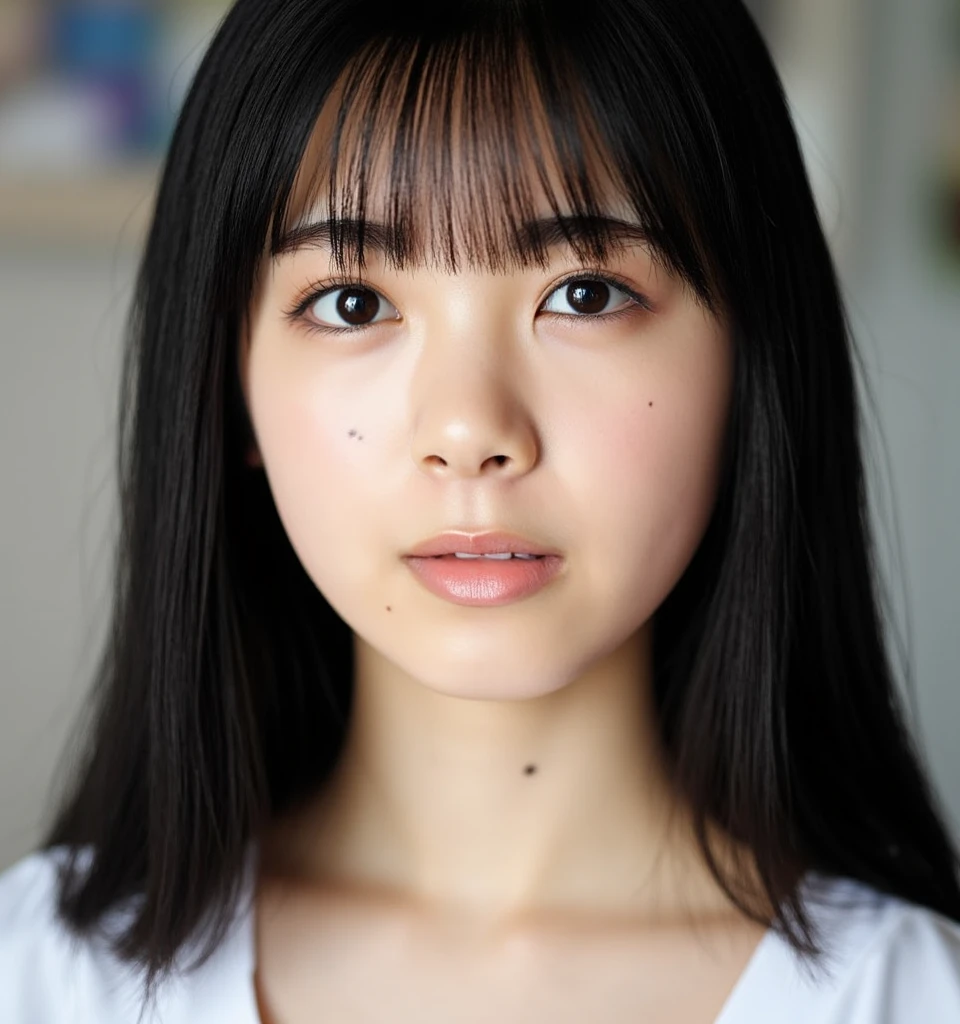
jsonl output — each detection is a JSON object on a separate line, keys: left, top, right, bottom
{"left": 408, "top": 336, "right": 540, "bottom": 482}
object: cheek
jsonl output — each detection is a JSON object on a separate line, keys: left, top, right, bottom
{"left": 569, "top": 349, "right": 731, "bottom": 613}
{"left": 244, "top": 343, "right": 378, "bottom": 594}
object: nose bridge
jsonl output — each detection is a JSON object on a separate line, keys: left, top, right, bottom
{"left": 411, "top": 274, "right": 519, "bottom": 392}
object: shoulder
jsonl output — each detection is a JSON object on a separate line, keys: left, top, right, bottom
{"left": 832, "top": 883, "right": 960, "bottom": 1021}
{"left": 0, "top": 844, "right": 259, "bottom": 1024}
{"left": 752, "top": 873, "right": 960, "bottom": 1024}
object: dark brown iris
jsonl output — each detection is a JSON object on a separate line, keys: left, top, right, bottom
{"left": 566, "top": 280, "right": 609, "bottom": 315}
{"left": 337, "top": 288, "right": 380, "bottom": 325}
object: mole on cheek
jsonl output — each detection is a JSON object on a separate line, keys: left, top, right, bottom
{"left": 348, "top": 429, "right": 364, "bottom": 440}
{"left": 523, "top": 764, "right": 537, "bottom": 775}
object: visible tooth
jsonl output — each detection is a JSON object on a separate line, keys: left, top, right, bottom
{"left": 447, "top": 552, "right": 544, "bottom": 560}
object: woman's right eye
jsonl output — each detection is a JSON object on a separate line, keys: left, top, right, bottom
{"left": 305, "top": 286, "right": 400, "bottom": 330}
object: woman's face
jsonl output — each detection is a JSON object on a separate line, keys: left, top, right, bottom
{"left": 239, "top": 178, "right": 733, "bottom": 702}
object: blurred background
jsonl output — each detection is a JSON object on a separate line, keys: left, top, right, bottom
{"left": 0, "top": 0, "right": 958, "bottom": 872}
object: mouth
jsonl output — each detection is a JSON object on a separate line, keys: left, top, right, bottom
{"left": 403, "top": 550, "right": 564, "bottom": 606}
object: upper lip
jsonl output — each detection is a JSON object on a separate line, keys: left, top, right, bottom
{"left": 405, "top": 531, "right": 562, "bottom": 558}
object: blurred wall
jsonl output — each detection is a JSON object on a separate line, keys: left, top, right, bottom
{"left": 850, "top": 0, "right": 960, "bottom": 839}
{"left": 0, "top": 0, "right": 229, "bottom": 868}
{"left": 1, "top": 0, "right": 958, "bottom": 872}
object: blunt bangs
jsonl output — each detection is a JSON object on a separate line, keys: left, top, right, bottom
{"left": 266, "top": 6, "right": 723, "bottom": 315}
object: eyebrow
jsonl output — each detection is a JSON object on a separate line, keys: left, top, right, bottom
{"left": 272, "top": 214, "right": 653, "bottom": 261}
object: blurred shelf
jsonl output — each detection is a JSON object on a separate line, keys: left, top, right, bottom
{"left": 0, "top": 164, "right": 161, "bottom": 249}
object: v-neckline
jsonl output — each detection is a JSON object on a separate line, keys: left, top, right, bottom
{"left": 709, "top": 920, "right": 779, "bottom": 1024}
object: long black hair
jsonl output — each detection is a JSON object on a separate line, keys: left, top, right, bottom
{"left": 40, "top": 0, "right": 960, "bottom": 1012}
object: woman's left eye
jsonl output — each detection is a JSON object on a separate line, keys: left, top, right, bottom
{"left": 540, "top": 277, "right": 644, "bottom": 318}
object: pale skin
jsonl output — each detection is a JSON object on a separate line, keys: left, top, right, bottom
{"left": 236, "top": 113, "right": 770, "bottom": 1022}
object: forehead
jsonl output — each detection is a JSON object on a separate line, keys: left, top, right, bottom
{"left": 272, "top": 36, "right": 659, "bottom": 276}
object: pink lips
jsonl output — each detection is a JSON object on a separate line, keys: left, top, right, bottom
{"left": 404, "top": 553, "right": 564, "bottom": 606}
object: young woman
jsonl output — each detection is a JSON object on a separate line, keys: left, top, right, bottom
{"left": 2, "top": 0, "right": 959, "bottom": 1021}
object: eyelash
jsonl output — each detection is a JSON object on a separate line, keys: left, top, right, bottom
{"left": 283, "top": 270, "right": 654, "bottom": 337}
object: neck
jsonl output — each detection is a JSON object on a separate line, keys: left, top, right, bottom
{"left": 260, "top": 623, "right": 750, "bottom": 931}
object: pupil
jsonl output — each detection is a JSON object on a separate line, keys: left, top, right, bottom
{"left": 568, "top": 281, "right": 609, "bottom": 315}
{"left": 337, "top": 288, "right": 379, "bottom": 325}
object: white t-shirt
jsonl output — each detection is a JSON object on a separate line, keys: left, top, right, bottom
{"left": 2, "top": 844, "right": 960, "bottom": 1022}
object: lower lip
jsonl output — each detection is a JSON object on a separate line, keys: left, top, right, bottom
{"left": 403, "top": 555, "right": 564, "bottom": 606}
